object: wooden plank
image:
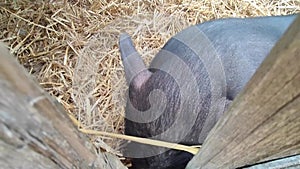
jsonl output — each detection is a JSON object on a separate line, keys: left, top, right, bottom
{"left": 245, "top": 155, "right": 300, "bottom": 169}
{"left": 187, "top": 14, "right": 300, "bottom": 169}
{"left": 0, "top": 43, "right": 126, "bottom": 169}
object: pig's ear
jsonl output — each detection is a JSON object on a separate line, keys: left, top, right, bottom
{"left": 119, "top": 33, "right": 152, "bottom": 87}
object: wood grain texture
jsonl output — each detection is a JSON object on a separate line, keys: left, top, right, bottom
{"left": 187, "top": 14, "right": 300, "bottom": 169}
{"left": 0, "top": 44, "right": 126, "bottom": 169}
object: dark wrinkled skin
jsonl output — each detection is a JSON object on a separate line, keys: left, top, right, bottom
{"left": 119, "top": 15, "right": 297, "bottom": 169}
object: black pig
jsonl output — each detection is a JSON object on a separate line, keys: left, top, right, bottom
{"left": 119, "top": 14, "right": 297, "bottom": 169}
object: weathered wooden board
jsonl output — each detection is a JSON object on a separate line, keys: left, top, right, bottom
{"left": 0, "top": 43, "right": 127, "bottom": 169}
{"left": 246, "top": 155, "right": 300, "bottom": 169}
{"left": 187, "top": 14, "right": 300, "bottom": 169}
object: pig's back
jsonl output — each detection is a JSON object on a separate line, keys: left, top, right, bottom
{"left": 196, "top": 15, "right": 296, "bottom": 98}
{"left": 151, "top": 15, "right": 296, "bottom": 99}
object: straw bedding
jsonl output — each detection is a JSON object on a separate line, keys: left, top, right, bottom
{"left": 0, "top": 0, "right": 299, "bottom": 166}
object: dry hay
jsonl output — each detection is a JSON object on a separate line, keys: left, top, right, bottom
{"left": 0, "top": 0, "right": 299, "bottom": 165}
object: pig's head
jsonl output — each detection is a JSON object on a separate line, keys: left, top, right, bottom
{"left": 119, "top": 32, "right": 228, "bottom": 169}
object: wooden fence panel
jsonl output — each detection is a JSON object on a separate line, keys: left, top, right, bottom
{"left": 0, "top": 44, "right": 126, "bottom": 169}
{"left": 187, "top": 15, "right": 300, "bottom": 169}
